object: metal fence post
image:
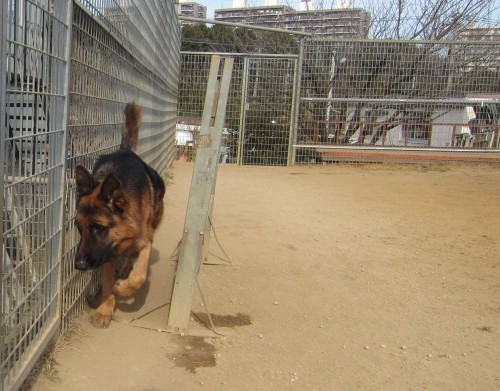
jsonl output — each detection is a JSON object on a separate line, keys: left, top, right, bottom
{"left": 237, "top": 56, "right": 249, "bottom": 165}
{"left": 288, "top": 37, "right": 305, "bottom": 166}
{"left": 0, "top": 0, "right": 7, "bottom": 386}
{"left": 52, "top": 0, "right": 73, "bottom": 328}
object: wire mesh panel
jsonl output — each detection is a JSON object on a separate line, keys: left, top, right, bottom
{"left": 240, "top": 57, "right": 296, "bottom": 166}
{"left": 295, "top": 38, "right": 500, "bottom": 164}
{"left": 178, "top": 53, "right": 297, "bottom": 165}
{"left": 178, "top": 53, "right": 245, "bottom": 164}
{"left": 61, "top": 1, "right": 180, "bottom": 331}
{"left": 1, "top": 1, "right": 71, "bottom": 389}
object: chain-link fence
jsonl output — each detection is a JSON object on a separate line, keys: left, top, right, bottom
{"left": 1, "top": 1, "right": 180, "bottom": 389}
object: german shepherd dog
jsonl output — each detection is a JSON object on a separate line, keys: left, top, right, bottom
{"left": 74, "top": 103, "right": 165, "bottom": 328}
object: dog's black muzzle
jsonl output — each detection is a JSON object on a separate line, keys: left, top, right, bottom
{"left": 75, "top": 257, "right": 92, "bottom": 271}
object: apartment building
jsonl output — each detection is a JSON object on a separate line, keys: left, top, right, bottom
{"left": 178, "top": 1, "right": 207, "bottom": 23}
{"left": 214, "top": 5, "right": 371, "bottom": 38}
{"left": 457, "top": 26, "right": 500, "bottom": 71}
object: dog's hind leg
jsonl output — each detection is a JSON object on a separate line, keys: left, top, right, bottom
{"left": 113, "top": 242, "right": 151, "bottom": 297}
{"left": 91, "top": 261, "right": 116, "bottom": 328}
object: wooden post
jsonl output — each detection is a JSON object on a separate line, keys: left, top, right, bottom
{"left": 167, "top": 55, "right": 234, "bottom": 334}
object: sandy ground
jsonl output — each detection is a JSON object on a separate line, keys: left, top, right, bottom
{"left": 30, "top": 162, "right": 500, "bottom": 391}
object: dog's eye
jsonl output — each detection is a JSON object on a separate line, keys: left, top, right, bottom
{"left": 90, "top": 222, "right": 107, "bottom": 233}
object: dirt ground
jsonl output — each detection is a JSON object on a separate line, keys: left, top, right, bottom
{"left": 31, "top": 162, "right": 500, "bottom": 391}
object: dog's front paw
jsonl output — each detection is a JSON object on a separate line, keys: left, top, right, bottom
{"left": 114, "top": 275, "right": 145, "bottom": 297}
{"left": 91, "top": 311, "right": 113, "bottom": 328}
{"left": 113, "top": 279, "right": 135, "bottom": 297}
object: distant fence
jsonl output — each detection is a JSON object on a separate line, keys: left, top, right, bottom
{"left": 294, "top": 38, "right": 500, "bottom": 164}
{"left": 1, "top": 1, "right": 180, "bottom": 389}
{"left": 178, "top": 37, "right": 500, "bottom": 165}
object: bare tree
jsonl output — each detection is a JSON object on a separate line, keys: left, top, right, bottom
{"left": 357, "top": 0, "right": 499, "bottom": 40}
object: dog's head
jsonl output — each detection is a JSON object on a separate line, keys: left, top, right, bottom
{"left": 74, "top": 166, "right": 129, "bottom": 271}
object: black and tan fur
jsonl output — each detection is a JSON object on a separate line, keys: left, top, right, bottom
{"left": 74, "top": 103, "right": 165, "bottom": 328}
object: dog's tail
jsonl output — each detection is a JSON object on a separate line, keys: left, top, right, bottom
{"left": 120, "top": 102, "right": 141, "bottom": 152}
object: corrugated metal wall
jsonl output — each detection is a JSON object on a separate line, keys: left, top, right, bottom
{"left": 62, "top": 0, "right": 180, "bottom": 333}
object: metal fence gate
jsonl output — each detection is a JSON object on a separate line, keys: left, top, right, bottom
{"left": 178, "top": 52, "right": 298, "bottom": 166}
{"left": 1, "top": 1, "right": 180, "bottom": 389}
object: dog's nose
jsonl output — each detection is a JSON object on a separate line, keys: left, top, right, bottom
{"left": 75, "top": 257, "right": 90, "bottom": 271}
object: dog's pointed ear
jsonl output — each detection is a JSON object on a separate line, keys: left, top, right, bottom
{"left": 99, "top": 174, "right": 127, "bottom": 212}
{"left": 75, "top": 166, "right": 94, "bottom": 196}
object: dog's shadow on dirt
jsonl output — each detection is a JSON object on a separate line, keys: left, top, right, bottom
{"left": 116, "top": 248, "right": 161, "bottom": 314}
